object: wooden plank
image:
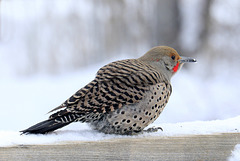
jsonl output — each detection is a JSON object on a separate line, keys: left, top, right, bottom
{"left": 1, "top": 133, "right": 240, "bottom": 161}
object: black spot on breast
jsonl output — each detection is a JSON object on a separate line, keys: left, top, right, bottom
{"left": 116, "top": 109, "right": 121, "bottom": 114}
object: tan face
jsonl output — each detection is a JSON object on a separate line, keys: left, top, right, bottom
{"left": 167, "top": 52, "right": 181, "bottom": 62}
{"left": 166, "top": 52, "right": 181, "bottom": 73}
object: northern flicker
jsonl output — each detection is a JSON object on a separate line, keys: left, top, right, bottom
{"left": 21, "top": 46, "right": 196, "bottom": 135}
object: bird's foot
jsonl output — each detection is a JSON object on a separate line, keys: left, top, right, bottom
{"left": 144, "top": 126, "right": 163, "bottom": 133}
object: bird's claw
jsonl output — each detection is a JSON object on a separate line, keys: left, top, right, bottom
{"left": 144, "top": 126, "right": 163, "bottom": 133}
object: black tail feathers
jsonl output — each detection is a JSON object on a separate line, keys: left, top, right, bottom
{"left": 20, "top": 118, "right": 72, "bottom": 134}
{"left": 20, "top": 109, "right": 77, "bottom": 134}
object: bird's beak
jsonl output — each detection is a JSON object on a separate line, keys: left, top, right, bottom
{"left": 179, "top": 56, "right": 197, "bottom": 63}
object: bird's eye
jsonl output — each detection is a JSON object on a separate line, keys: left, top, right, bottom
{"left": 171, "top": 55, "right": 175, "bottom": 60}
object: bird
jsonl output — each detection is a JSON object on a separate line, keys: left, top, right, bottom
{"left": 21, "top": 46, "right": 196, "bottom": 135}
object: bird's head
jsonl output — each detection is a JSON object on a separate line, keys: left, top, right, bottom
{"left": 138, "top": 46, "right": 196, "bottom": 80}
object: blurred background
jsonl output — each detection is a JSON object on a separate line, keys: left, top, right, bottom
{"left": 0, "top": 0, "right": 240, "bottom": 131}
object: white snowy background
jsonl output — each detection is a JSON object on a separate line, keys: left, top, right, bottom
{"left": 0, "top": 1, "right": 240, "bottom": 159}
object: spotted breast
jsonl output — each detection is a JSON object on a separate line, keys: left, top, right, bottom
{"left": 90, "top": 82, "right": 171, "bottom": 134}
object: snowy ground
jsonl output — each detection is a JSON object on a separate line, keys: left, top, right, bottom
{"left": 0, "top": 115, "right": 239, "bottom": 147}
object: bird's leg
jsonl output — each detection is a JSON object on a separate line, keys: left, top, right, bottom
{"left": 144, "top": 126, "right": 163, "bottom": 133}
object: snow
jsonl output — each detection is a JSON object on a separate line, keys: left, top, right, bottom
{"left": 228, "top": 144, "right": 240, "bottom": 161}
{"left": 0, "top": 116, "right": 240, "bottom": 147}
